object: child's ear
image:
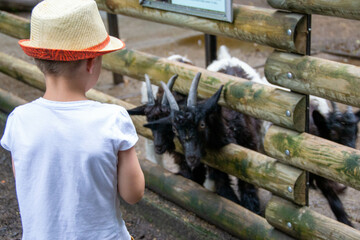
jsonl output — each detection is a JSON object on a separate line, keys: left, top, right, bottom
{"left": 86, "top": 58, "right": 96, "bottom": 74}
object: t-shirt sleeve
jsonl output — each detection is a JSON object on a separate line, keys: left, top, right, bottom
{"left": 114, "top": 107, "right": 139, "bottom": 152}
{"left": 1, "top": 111, "right": 15, "bottom": 152}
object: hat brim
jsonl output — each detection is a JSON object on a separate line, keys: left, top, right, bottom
{"left": 19, "top": 36, "right": 125, "bottom": 61}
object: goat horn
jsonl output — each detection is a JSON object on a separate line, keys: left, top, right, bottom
{"left": 161, "top": 81, "right": 179, "bottom": 111}
{"left": 187, "top": 72, "right": 201, "bottom": 108}
{"left": 161, "top": 74, "right": 178, "bottom": 107}
{"left": 331, "top": 101, "right": 340, "bottom": 113}
{"left": 145, "top": 74, "right": 155, "bottom": 106}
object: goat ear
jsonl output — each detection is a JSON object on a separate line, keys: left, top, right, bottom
{"left": 312, "top": 110, "right": 330, "bottom": 137}
{"left": 127, "top": 105, "right": 147, "bottom": 115}
{"left": 143, "top": 116, "right": 172, "bottom": 129}
{"left": 201, "top": 85, "right": 224, "bottom": 114}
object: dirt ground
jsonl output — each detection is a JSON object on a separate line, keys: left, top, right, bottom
{"left": 1, "top": 0, "right": 360, "bottom": 239}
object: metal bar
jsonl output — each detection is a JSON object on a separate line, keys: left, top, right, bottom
{"left": 205, "top": 34, "right": 217, "bottom": 67}
{"left": 305, "top": 13, "right": 312, "bottom": 207}
{"left": 107, "top": 13, "right": 124, "bottom": 84}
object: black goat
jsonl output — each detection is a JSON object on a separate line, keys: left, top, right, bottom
{"left": 310, "top": 102, "right": 360, "bottom": 226}
{"left": 128, "top": 74, "right": 206, "bottom": 184}
{"left": 152, "top": 73, "right": 261, "bottom": 213}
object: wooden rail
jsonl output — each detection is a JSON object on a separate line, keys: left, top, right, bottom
{"left": 95, "top": 0, "right": 307, "bottom": 54}
{"left": 0, "top": 51, "right": 307, "bottom": 205}
{"left": 265, "top": 51, "right": 360, "bottom": 108}
{"left": 266, "top": 197, "right": 360, "bottom": 240}
{"left": 103, "top": 49, "right": 306, "bottom": 132}
{"left": 0, "top": 94, "right": 293, "bottom": 239}
{"left": 143, "top": 160, "right": 294, "bottom": 240}
{"left": 0, "top": 10, "right": 29, "bottom": 39}
{"left": 267, "top": 0, "right": 360, "bottom": 21}
{"left": 0, "top": 11, "right": 307, "bottom": 132}
{"left": 264, "top": 125, "right": 360, "bottom": 191}
{"left": 0, "top": 87, "right": 27, "bottom": 113}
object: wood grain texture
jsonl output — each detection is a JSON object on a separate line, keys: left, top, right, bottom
{"left": 265, "top": 51, "right": 360, "bottom": 107}
{"left": 0, "top": 87, "right": 27, "bottom": 113}
{"left": 266, "top": 196, "right": 360, "bottom": 240}
{"left": 264, "top": 125, "right": 360, "bottom": 191}
{"left": 103, "top": 49, "right": 306, "bottom": 132}
{"left": 96, "top": 0, "right": 306, "bottom": 54}
{"left": 267, "top": 0, "right": 360, "bottom": 20}
{"left": 142, "top": 160, "right": 294, "bottom": 240}
{"left": 0, "top": 12, "right": 307, "bottom": 131}
{"left": 0, "top": 10, "right": 30, "bottom": 39}
{"left": 0, "top": 51, "right": 306, "bottom": 205}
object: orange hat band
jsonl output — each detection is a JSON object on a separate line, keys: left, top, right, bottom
{"left": 19, "top": 35, "right": 112, "bottom": 61}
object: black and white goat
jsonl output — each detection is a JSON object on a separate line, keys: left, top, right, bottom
{"left": 152, "top": 73, "right": 262, "bottom": 213}
{"left": 207, "top": 45, "right": 263, "bottom": 82}
{"left": 206, "top": 45, "right": 360, "bottom": 223}
{"left": 138, "top": 55, "right": 194, "bottom": 166}
{"left": 129, "top": 74, "right": 207, "bottom": 185}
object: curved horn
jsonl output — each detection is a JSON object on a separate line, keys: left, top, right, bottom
{"left": 187, "top": 72, "right": 201, "bottom": 108}
{"left": 161, "top": 81, "right": 179, "bottom": 111}
{"left": 331, "top": 101, "right": 340, "bottom": 113}
{"left": 161, "top": 74, "right": 178, "bottom": 107}
{"left": 145, "top": 74, "right": 155, "bottom": 106}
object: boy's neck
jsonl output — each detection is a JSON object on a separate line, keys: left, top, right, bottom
{"left": 43, "top": 74, "right": 88, "bottom": 102}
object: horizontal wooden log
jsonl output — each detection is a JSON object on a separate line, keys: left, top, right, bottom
{"left": 142, "top": 159, "right": 293, "bottom": 240}
{"left": 0, "top": 12, "right": 307, "bottom": 131}
{"left": 0, "top": 1, "right": 39, "bottom": 12}
{"left": 0, "top": 10, "right": 30, "bottom": 39}
{"left": 265, "top": 51, "right": 360, "bottom": 107}
{"left": 0, "top": 87, "right": 27, "bottom": 113}
{"left": 267, "top": 0, "right": 360, "bottom": 21}
{"left": 202, "top": 144, "right": 306, "bottom": 205}
{"left": 103, "top": 49, "right": 306, "bottom": 132}
{"left": 265, "top": 196, "right": 360, "bottom": 240}
{"left": 0, "top": 51, "right": 307, "bottom": 205}
{"left": 0, "top": 52, "right": 152, "bottom": 138}
{"left": 95, "top": 0, "right": 307, "bottom": 54}
{"left": 264, "top": 125, "right": 360, "bottom": 190}
{"left": 120, "top": 188, "right": 237, "bottom": 240}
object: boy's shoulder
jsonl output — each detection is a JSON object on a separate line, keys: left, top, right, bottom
{"left": 92, "top": 101, "right": 127, "bottom": 115}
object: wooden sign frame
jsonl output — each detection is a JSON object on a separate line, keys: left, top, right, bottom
{"left": 140, "top": 0, "right": 233, "bottom": 23}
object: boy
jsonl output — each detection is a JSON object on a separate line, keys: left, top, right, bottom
{"left": 0, "top": 0, "right": 144, "bottom": 239}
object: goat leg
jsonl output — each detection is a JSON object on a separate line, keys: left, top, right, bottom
{"left": 314, "top": 175, "right": 353, "bottom": 227}
{"left": 209, "top": 168, "right": 241, "bottom": 205}
{"left": 238, "top": 179, "right": 260, "bottom": 215}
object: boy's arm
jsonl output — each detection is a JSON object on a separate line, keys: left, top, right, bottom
{"left": 117, "top": 147, "right": 145, "bottom": 204}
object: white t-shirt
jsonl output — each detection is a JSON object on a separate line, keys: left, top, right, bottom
{"left": 1, "top": 98, "right": 138, "bottom": 240}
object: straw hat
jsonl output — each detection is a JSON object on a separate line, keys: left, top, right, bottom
{"left": 19, "top": 0, "right": 125, "bottom": 61}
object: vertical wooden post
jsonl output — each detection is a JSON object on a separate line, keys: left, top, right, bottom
{"left": 302, "top": 14, "right": 312, "bottom": 207}
{"left": 204, "top": 34, "right": 217, "bottom": 67}
{"left": 107, "top": 13, "right": 124, "bottom": 84}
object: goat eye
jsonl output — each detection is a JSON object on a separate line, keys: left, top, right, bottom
{"left": 199, "top": 121, "right": 206, "bottom": 129}
{"left": 340, "top": 121, "right": 346, "bottom": 125}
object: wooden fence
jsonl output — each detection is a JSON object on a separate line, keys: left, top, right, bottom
{"left": 1, "top": 0, "right": 360, "bottom": 239}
